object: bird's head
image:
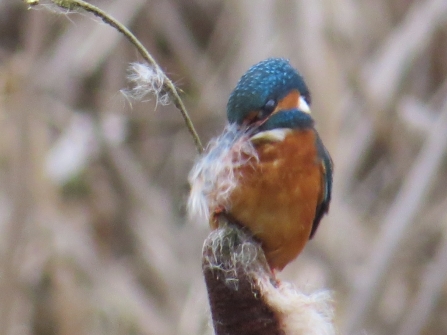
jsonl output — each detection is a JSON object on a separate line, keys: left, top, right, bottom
{"left": 227, "top": 58, "right": 311, "bottom": 129}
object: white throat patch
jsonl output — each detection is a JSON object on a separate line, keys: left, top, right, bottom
{"left": 250, "top": 128, "right": 292, "bottom": 143}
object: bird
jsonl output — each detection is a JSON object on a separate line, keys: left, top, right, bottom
{"left": 188, "top": 58, "right": 333, "bottom": 271}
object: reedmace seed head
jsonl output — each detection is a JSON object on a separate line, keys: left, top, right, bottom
{"left": 121, "top": 62, "right": 170, "bottom": 106}
{"left": 188, "top": 124, "right": 258, "bottom": 223}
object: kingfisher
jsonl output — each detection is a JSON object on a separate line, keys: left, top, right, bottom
{"left": 189, "top": 58, "right": 333, "bottom": 271}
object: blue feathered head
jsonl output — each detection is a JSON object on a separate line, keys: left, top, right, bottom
{"left": 227, "top": 58, "right": 310, "bottom": 125}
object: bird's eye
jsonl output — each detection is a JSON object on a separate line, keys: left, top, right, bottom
{"left": 259, "top": 99, "right": 277, "bottom": 119}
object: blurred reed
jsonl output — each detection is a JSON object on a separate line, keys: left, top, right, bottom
{"left": 0, "top": 0, "right": 446, "bottom": 334}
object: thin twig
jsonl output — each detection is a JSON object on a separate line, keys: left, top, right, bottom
{"left": 26, "top": 0, "right": 204, "bottom": 153}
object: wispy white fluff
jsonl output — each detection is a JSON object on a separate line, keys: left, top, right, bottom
{"left": 121, "top": 62, "right": 169, "bottom": 105}
{"left": 188, "top": 124, "right": 258, "bottom": 223}
{"left": 262, "top": 280, "right": 336, "bottom": 335}
{"left": 203, "top": 223, "right": 268, "bottom": 289}
{"left": 27, "top": 2, "right": 78, "bottom": 20}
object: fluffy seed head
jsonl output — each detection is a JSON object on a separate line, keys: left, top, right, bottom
{"left": 121, "top": 62, "right": 169, "bottom": 105}
{"left": 188, "top": 123, "right": 258, "bottom": 223}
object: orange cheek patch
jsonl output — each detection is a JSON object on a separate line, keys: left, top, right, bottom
{"left": 274, "top": 90, "right": 300, "bottom": 113}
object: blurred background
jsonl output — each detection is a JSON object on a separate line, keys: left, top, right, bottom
{"left": 1, "top": 0, "right": 447, "bottom": 334}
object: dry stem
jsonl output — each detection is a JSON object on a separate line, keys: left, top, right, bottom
{"left": 25, "top": 0, "right": 204, "bottom": 153}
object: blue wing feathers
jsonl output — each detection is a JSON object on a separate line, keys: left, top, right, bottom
{"left": 309, "top": 133, "right": 333, "bottom": 239}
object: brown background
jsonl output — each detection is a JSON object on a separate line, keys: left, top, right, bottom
{"left": 1, "top": 0, "right": 447, "bottom": 334}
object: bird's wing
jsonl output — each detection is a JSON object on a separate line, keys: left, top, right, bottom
{"left": 309, "top": 133, "right": 333, "bottom": 239}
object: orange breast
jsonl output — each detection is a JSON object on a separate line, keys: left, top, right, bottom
{"left": 227, "top": 129, "right": 322, "bottom": 270}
